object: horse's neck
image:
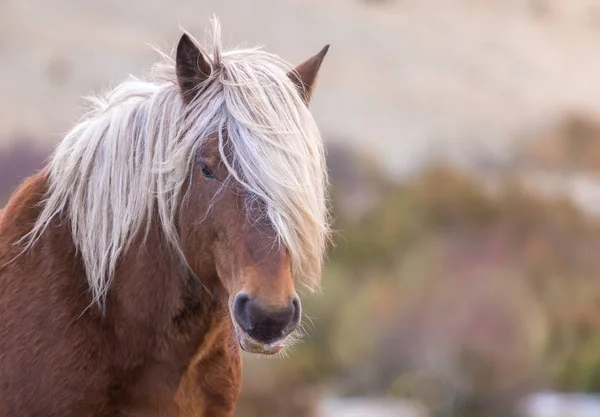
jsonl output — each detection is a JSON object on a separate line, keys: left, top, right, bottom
{"left": 107, "top": 215, "right": 228, "bottom": 365}
{"left": 1, "top": 171, "right": 223, "bottom": 325}
{"left": 109, "top": 215, "right": 197, "bottom": 323}
{"left": 1, "top": 172, "right": 228, "bottom": 366}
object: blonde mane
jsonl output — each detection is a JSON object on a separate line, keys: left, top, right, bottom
{"left": 24, "top": 19, "right": 330, "bottom": 307}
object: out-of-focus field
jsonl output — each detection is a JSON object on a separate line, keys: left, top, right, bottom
{"left": 4, "top": 1, "right": 600, "bottom": 416}
{"left": 6, "top": 0, "right": 600, "bottom": 175}
{"left": 4, "top": 119, "right": 600, "bottom": 416}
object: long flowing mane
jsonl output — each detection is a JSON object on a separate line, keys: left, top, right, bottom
{"left": 24, "top": 19, "right": 330, "bottom": 307}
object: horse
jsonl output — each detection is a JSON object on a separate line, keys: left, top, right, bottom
{"left": 0, "top": 18, "right": 329, "bottom": 416}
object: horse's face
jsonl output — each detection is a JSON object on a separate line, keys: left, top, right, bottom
{"left": 179, "top": 134, "right": 298, "bottom": 355}
{"left": 175, "top": 35, "right": 328, "bottom": 355}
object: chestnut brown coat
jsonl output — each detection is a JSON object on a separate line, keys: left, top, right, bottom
{"left": 0, "top": 25, "right": 328, "bottom": 417}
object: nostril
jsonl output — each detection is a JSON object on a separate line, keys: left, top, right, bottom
{"left": 290, "top": 296, "right": 301, "bottom": 328}
{"left": 291, "top": 297, "right": 300, "bottom": 315}
{"left": 232, "top": 294, "right": 302, "bottom": 344}
{"left": 233, "top": 292, "right": 252, "bottom": 331}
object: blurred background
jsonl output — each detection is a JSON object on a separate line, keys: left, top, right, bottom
{"left": 3, "top": 0, "right": 600, "bottom": 416}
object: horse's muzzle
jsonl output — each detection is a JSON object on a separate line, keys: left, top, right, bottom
{"left": 230, "top": 292, "right": 301, "bottom": 354}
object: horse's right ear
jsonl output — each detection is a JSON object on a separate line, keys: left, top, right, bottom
{"left": 176, "top": 34, "right": 212, "bottom": 104}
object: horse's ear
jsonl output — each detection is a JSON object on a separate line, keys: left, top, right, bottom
{"left": 288, "top": 45, "right": 329, "bottom": 105}
{"left": 176, "top": 33, "right": 212, "bottom": 104}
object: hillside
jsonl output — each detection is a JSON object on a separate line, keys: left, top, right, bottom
{"left": 4, "top": 0, "right": 600, "bottom": 175}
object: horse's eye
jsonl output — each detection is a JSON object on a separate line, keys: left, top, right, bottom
{"left": 199, "top": 161, "right": 216, "bottom": 180}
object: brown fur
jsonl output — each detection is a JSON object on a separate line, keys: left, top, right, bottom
{"left": 0, "top": 137, "right": 297, "bottom": 416}
{"left": 0, "top": 36, "right": 327, "bottom": 416}
{"left": 0, "top": 170, "right": 243, "bottom": 416}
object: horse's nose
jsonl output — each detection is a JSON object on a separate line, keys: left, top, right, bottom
{"left": 233, "top": 292, "right": 301, "bottom": 344}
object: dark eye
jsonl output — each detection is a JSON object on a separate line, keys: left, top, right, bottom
{"left": 199, "top": 161, "right": 216, "bottom": 180}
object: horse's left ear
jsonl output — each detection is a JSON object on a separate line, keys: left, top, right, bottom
{"left": 288, "top": 45, "right": 329, "bottom": 105}
{"left": 176, "top": 33, "right": 212, "bottom": 104}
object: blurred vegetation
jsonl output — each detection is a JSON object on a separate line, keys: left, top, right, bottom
{"left": 239, "top": 131, "right": 600, "bottom": 417}
{"left": 521, "top": 114, "right": 600, "bottom": 172}
{"left": 3, "top": 125, "right": 600, "bottom": 417}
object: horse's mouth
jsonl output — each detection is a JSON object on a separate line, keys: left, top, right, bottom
{"left": 236, "top": 332, "right": 285, "bottom": 355}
